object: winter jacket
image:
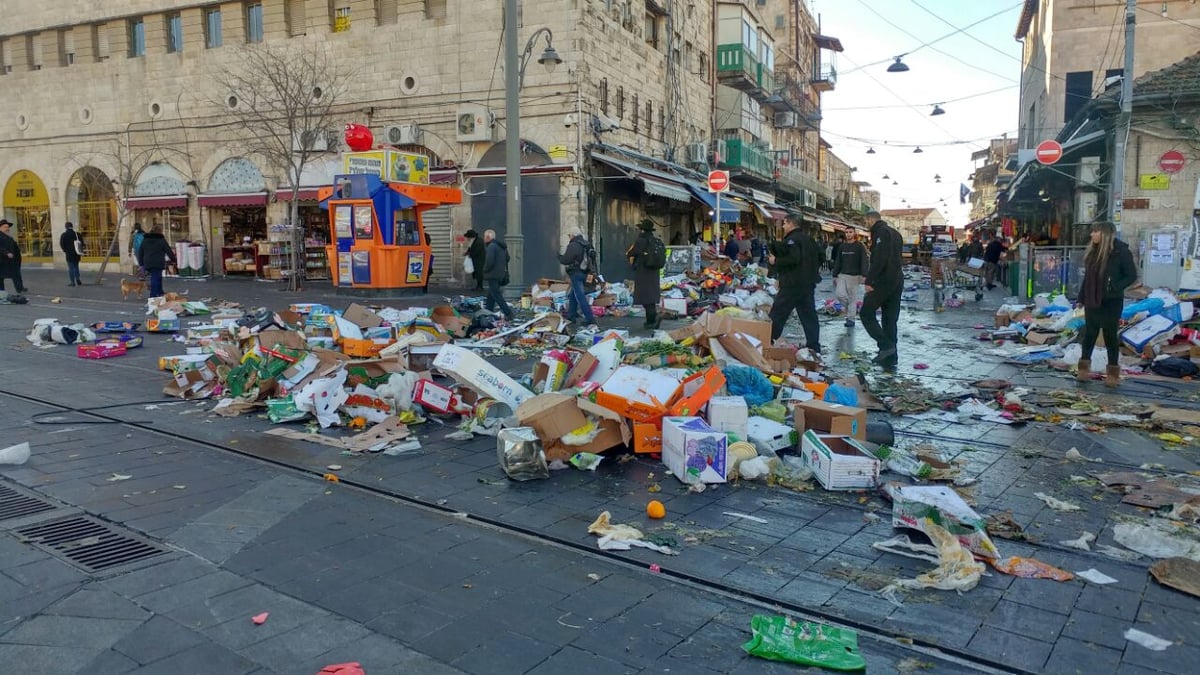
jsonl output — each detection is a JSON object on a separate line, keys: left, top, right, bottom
{"left": 0, "top": 230, "right": 19, "bottom": 278}
{"left": 983, "top": 240, "right": 1004, "bottom": 264}
{"left": 864, "top": 220, "right": 904, "bottom": 293}
{"left": 559, "top": 235, "right": 591, "bottom": 274}
{"left": 60, "top": 229, "right": 82, "bottom": 263}
{"left": 629, "top": 231, "right": 662, "bottom": 306}
{"left": 771, "top": 227, "right": 821, "bottom": 289}
{"left": 132, "top": 230, "right": 145, "bottom": 256}
{"left": 723, "top": 239, "right": 740, "bottom": 259}
{"left": 466, "top": 237, "right": 486, "bottom": 280}
{"left": 483, "top": 239, "right": 509, "bottom": 281}
{"left": 136, "top": 232, "right": 175, "bottom": 270}
{"left": 966, "top": 240, "right": 983, "bottom": 260}
{"left": 1081, "top": 239, "right": 1138, "bottom": 303}
{"left": 833, "top": 241, "right": 868, "bottom": 277}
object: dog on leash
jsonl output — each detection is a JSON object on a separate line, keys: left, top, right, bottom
{"left": 120, "top": 278, "right": 148, "bottom": 300}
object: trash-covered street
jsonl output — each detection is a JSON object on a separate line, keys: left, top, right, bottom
{"left": 3, "top": 265, "right": 1199, "bottom": 674}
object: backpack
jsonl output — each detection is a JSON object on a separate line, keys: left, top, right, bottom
{"left": 579, "top": 239, "right": 598, "bottom": 272}
{"left": 645, "top": 236, "right": 666, "bottom": 270}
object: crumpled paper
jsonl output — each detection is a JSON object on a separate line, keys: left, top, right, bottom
{"left": 880, "top": 522, "right": 985, "bottom": 602}
{"left": 587, "top": 511, "right": 676, "bottom": 554}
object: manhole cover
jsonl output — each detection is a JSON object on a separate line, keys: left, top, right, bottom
{"left": 15, "top": 515, "right": 168, "bottom": 573}
{"left": 0, "top": 484, "right": 57, "bottom": 523}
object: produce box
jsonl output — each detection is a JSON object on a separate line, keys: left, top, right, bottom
{"left": 91, "top": 321, "right": 141, "bottom": 333}
{"left": 77, "top": 343, "right": 127, "bottom": 359}
{"left": 801, "top": 430, "right": 880, "bottom": 491}
{"left": 145, "top": 318, "right": 180, "bottom": 332}
{"left": 747, "top": 415, "right": 796, "bottom": 455}
{"left": 707, "top": 396, "right": 749, "bottom": 440}
{"left": 793, "top": 399, "right": 866, "bottom": 440}
{"left": 662, "top": 416, "right": 728, "bottom": 484}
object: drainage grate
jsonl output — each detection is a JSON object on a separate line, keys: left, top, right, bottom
{"left": 15, "top": 515, "right": 168, "bottom": 573}
{"left": 0, "top": 483, "right": 57, "bottom": 523}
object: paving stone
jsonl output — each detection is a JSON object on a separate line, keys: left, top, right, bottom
{"left": 967, "top": 625, "right": 1053, "bottom": 672}
{"left": 1121, "top": 639, "right": 1200, "bottom": 675}
{"left": 775, "top": 525, "right": 851, "bottom": 556}
{"left": 0, "top": 644, "right": 103, "bottom": 675}
{"left": 237, "top": 618, "right": 371, "bottom": 672}
{"left": 315, "top": 577, "right": 424, "bottom": 623}
{"left": 450, "top": 631, "right": 559, "bottom": 675}
{"left": 983, "top": 599, "right": 1065, "bottom": 643}
{"left": 885, "top": 603, "right": 981, "bottom": 650}
{"left": 1074, "top": 584, "right": 1142, "bottom": 621}
{"left": 0, "top": 535, "right": 52, "bottom": 571}
{"left": 45, "top": 587, "right": 152, "bottom": 621}
{"left": 112, "top": 615, "right": 207, "bottom": 665}
{"left": 366, "top": 606, "right": 456, "bottom": 643}
{"left": 298, "top": 632, "right": 464, "bottom": 675}
{"left": 822, "top": 587, "right": 899, "bottom": 624}
{"left": 1002, "top": 575, "right": 1081, "bottom": 614}
{"left": 1, "top": 558, "right": 88, "bottom": 592}
{"left": 1135, "top": 602, "right": 1200, "bottom": 644}
{"left": 126, "top": 642, "right": 259, "bottom": 675}
{"left": 774, "top": 571, "right": 845, "bottom": 608}
{"left": 552, "top": 573, "right": 657, "bottom": 623}
{"left": 661, "top": 618, "right": 752, "bottom": 674}
{"left": 526, "top": 645, "right": 638, "bottom": 675}
{"left": 0, "top": 614, "right": 143, "bottom": 649}
{"left": 79, "top": 648, "right": 141, "bottom": 674}
{"left": 132, "top": 571, "right": 255, "bottom": 618}
{"left": 1044, "top": 638, "right": 1122, "bottom": 675}
{"left": 1061, "top": 608, "right": 1134, "bottom": 651}
{"left": 102, "top": 556, "right": 215, "bottom": 599}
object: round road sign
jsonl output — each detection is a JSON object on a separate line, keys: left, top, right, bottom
{"left": 707, "top": 170, "right": 730, "bottom": 193}
{"left": 1159, "top": 150, "right": 1186, "bottom": 174}
{"left": 1035, "top": 140, "right": 1063, "bottom": 165}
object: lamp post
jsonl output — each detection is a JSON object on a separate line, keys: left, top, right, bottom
{"left": 503, "top": 0, "right": 562, "bottom": 292}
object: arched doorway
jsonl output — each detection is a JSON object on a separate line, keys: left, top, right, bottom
{"left": 3, "top": 170, "right": 53, "bottom": 261}
{"left": 131, "top": 163, "right": 190, "bottom": 246}
{"left": 470, "top": 141, "right": 561, "bottom": 283}
{"left": 66, "top": 167, "right": 117, "bottom": 261}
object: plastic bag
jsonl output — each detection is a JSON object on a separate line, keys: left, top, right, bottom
{"left": 1122, "top": 298, "right": 1165, "bottom": 321}
{"left": 990, "top": 556, "right": 1074, "bottom": 581}
{"left": 741, "top": 615, "right": 866, "bottom": 671}
{"left": 266, "top": 397, "right": 308, "bottom": 423}
{"left": 377, "top": 371, "right": 421, "bottom": 412}
{"left": 462, "top": 255, "right": 475, "bottom": 275}
{"left": 753, "top": 400, "right": 788, "bottom": 424}
{"left": 497, "top": 427, "right": 549, "bottom": 481}
{"left": 823, "top": 383, "right": 858, "bottom": 407}
{"left": 293, "top": 370, "right": 349, "bottom": 428}
{"left": 724, "top": 366, "right": 774, "bottom": 407}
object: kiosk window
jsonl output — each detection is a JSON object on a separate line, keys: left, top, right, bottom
{"left": 353, "top": 205, "right": 373, "bottom": 239}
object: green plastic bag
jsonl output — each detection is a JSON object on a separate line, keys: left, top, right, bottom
{"left": 741, "top": 615, "right": 865, "bottom": 671}
{"left": 753, "top": 400, "right": 788, "bottom": 424}
{"left": 266, "top": 397, "right": 308, "bottom": 423}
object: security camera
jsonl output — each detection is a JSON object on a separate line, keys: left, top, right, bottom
{"left": 563, "top": 113, "right": 577, "bottom": 128}
{"left": 593, "top": 114, "right": 621, "bottom": 133}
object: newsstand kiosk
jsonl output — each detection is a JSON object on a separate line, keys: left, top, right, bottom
{"left": 323, "top": 150, "right": 462, "bottom": 293}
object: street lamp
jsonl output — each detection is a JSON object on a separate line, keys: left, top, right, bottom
{"left": 887, "top": 56, "right": 910, "bottom": 73}
{"left": 504, "top": 0, "right": 563, "bottom": 293}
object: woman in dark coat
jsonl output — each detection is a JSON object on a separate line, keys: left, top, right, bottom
{"left": 1076, "top": 220, "right": 1137, "bottom": 388}
{"left": 0, "top": 219, "right": 26, "bottom": 293}
{"left": 464, "top": 229, "right": 486, "bottom": 291}
{"left": 60, "top": 221, "right": 83, "bottom": 286}
{"left": 628, "top": 219, "right": 663, "bottom": 330}
{"left": 136, "top": 225, "right": 177, "bottom": 298}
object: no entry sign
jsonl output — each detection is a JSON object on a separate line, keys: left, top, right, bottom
{"left": 707, "top": 170, "right": 730, "bottom": 193}
{"left": 1035, "top": 140, "right": 1063, "bottom": 165}
{"left": 1159, "top": 150, "right": 1186, "bottom": 174}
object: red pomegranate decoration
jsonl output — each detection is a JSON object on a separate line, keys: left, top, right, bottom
{"left": 344, "top": 124, "right": 373, "bottom": 152}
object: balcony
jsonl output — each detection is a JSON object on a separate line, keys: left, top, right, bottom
{"left": 777, "top": 163, "right": 833, "bottom": 200}
{"left": 717, "top": 43, "right": 775, "bottom": 104}
{"left": 812, "top": 63, "right": 837, "bottom": 92}
{"left": 720, "top": 139, "right": 774, "bottom": 181}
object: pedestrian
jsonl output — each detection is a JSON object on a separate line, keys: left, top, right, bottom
{"left": 957, "top": 238, "right": 970, "bottom": 264}
{"left": 423, "top": 231, "right": 433, "bottom": 294}
{"left": 60, "top": 221, "right": 84, "bottom": 287}
{"left": 1077, "top": 220, "right": 1138, "bottom": 387}
{"left": 559, "top": 229, "right": 598, "bottom": 328}
{"left": 464, "top": 229, "right": 485, "bottom": 291}
{"left": 833, "top": 230, "right": 868, "bottom": 328}
{"left": 750, "top": 234, "right": 766, "bottom": 266}
{"left": 130, "top": 222, "right": 145, "bottom": 272}
{"left": 723, "top": 233, "right": 740, "bottom": 260}
{"left": 481, "top": 229, "right": 514, "bottom": 320}
{"left": 135, "top": 224, "right": 176, "bottom": 298}
{"left": 767, "top": 215, "right": 822, "bottom": 352}
{"left": 0, "top": 219, "right": 28, "bottom": 294}
{"left": 860, "top": 210, "right": 904, "bottom": 369}
{"left": 983, "top": 234, "right": 1004, "bottom": 290}
{"left": 627, "top": 219, "right": 666, "bottom": 331}
{"left": 966, "top": 234, "right": 983, "bottom": 261}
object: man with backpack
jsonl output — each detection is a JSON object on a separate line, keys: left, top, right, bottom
{"left": 628, "top": 218, "right": 666, "bottom": 331}
{"left": 559, "top": 230, "right": 599, "bottom": 328}
{"left": 767, "top": 215, "right": 822, "bottom": 352}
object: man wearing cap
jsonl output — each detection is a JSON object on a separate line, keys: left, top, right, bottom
{"left": 0, "top": 219, "right": 28, "bottom": 294}
{"left": 767, "top": 215, "right": 822, "bottom": 351}
{"left": 860, "top": 210, "right": 904, "bottom": 369}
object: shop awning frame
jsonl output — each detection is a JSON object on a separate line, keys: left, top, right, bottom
{"left": 125, "top": 195, "right": 187, "bottom": 210}
{"left": 197, "top": 192, "right": 268, "bottom": 207}
{"left": 276, "top": 187, "right": 323, "bottom": 202}
{"left": 687, "top": 185, "right": 750, "bottom": 223}
{"left": 641, "top": 176, "right": 692, "bottom": 203}
{"left": 591, "top": 152, "right": 694, "bottom": 203}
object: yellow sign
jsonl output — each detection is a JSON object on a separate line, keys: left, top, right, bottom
{"left": 3, "top": 170, "right": 49, "bottom": 207}
{"left": 1139, "top": 174, "right": 1170, "bottom": 190}
{"left": 342, "top": 151, "right": 430, "bottom": 184}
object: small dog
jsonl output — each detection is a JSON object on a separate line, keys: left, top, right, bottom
{"left": 120, "top": 278, "right": 148, "bottom": 300}
{"left": 163, "top": 290, "right": 188, "bottom": 302}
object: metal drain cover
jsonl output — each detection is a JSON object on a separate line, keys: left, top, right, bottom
{"left": 15, "top": 515, "right": 168, "bottom": 573}
{"left": 0, "top": 483, "right": 57, "bottom": 523}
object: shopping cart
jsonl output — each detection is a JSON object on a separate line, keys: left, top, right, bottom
{"left": 931, "top": 258, "right": 985, "bottom": 310}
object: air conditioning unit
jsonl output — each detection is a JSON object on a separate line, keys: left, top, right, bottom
{"left": 1075, "top": 191, "right": 1098, "bottom": 222}
{"left": 292, "top": 129, "right": 329, "bottom": 152}
{"left": 455, "top": 104, "right": 494, "bottom": 142}
{"left": 1078, "top": 156, "right": 1101, "bottom": 185}
{"left": 385, "top": 123, "right": 422, "bottom": 145}
{"left": 803, "top": 191, "right": 816, "bottom": 208}
{"left": 686, "top": 142, "right": 708, "bottom": 164}
{"left": 774, "top": 111, "right": 798, "bottom": 128}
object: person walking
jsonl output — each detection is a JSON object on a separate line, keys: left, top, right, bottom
{"left": 464, "top": 229, "right": 485, "bottom": 291}
{"left": 0, "top": 219, "right": 27, "bottom": 294}
{"left": 1077, "top": 221, "right": 1137, "bottom": 387}
{"left": 130, "top": 222, "right": 145, "bottom": 270}
{"left": 627, "top": 219, "right": 665, "bottom": 331}
{"left": 559, "top": 230, "right": 598, "bottom": 328}
{"left": 135, "top": 224, "right": 176, "bottom": 298}
{"left": 983, "top": 234, "right": 1004, "bottom": 290}
{"left": 767, "top": 215, "right": 822, "bottom": 352}
{"left": 723, "top": 233, "right": 740, "bottom": 261}
{"left": 833, "top": 229, "right": 868, "bottom": 328}
{"left": 481, "top": 229, "right": 514, "bottom": 320}
{"left": 60, "top": 222, "right": 83, "bottom": 287}
{"left": 860, "top": 211, "right": 904, "bottom": 369}
{"left": 423, "top": 232, "right": 433, "bottom": 294}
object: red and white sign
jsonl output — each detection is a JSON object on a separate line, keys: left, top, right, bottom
{"left": 1159, "top": 150, "right": 1186, "bottom": 175}
{"left": 1035, "top": 140, "right": 1063, "bottom": 165}
{"left": 707, "top": 170, "right": 730, "bottom": 193}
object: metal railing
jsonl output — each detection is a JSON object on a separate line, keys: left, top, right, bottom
{"left": 721, "top": 139, "right": 774, "bottom": 179}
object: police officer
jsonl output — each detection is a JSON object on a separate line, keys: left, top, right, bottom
{"left": 767, "top": 215, "right": 822, "bottom": 352}
{"left": 860, "top": 210, "right": 904, "bottom": 369}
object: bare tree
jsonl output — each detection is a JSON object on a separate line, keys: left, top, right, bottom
{"left": 212, "top": 43, "right": 347, "bottom": 291}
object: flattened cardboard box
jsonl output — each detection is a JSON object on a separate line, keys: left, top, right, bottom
{"left": 343, "top": 303, "right": 384, "bottom": 329}
{"left": 433, "top": 344, "right": 533, "bottom": 409}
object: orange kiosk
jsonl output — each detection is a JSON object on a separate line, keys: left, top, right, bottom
{"left": 323, "top": 150, "right": 462, "bottom": 291}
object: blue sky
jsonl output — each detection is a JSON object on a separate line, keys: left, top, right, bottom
{"left": 811, "top": 0, "right": 1026, "bottom": 225}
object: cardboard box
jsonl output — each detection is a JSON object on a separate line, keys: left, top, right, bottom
{"left": 433, "top": 345, "right": 533, "bottom": 409}
{"left": 707, "top": 396, "right": 749, "bottom": 439}
{"left": 660, "top": 297, "right": 688, "bottom": 315}
{"left": 343, "top": 303, "right": 384, "bottom": 329}
{"left": 762, "top": 346, "right": 798, "bottom": 372}
{"left": 1025, "top": 329, "right": 1060, "bottom": 346}
{"left": 718, "top": 333, "right": 772, "bottom": 371}
{"left": 342, "top": 338, "right": 393, "bottom": 358}
{"left": 668, "top": 366, "right": 725, "bottom": 417}
{"left": 517, "top": 393, "right": 630, "bottom": 460}
{"left": 257, "top": 329, "right": 308, "bottom": 352}
{"left": 793, "top": 400, "right": 867, "bottom": 440}
{"left": 747, "top": 416, "right": 797, "bottom": 455}
{"left": 696, "top": 313, "right": 772, "bottom": 346}
{"left": 889, "top": 484, "right": 1000, "bottom": 559}
{"left": 532, "top": 353, "right": 571, "bottom": 393}
{"left": 430, "top": 306, "right": 471, "bottom": 338}
{"left": 145, "top": 318, "right": 180, "bottom": 332}
{"left": 536, "top": 278, "right": 571, "bottom": 293}
{"left": 668, "top": 322, "right": 706, "bottom": 344}
{"left": 662, "top": 416, "right": 728, "bottom": 484}
{"left": 406, "top": 342, "right": 445, "bottom": 372}
{"left": 592, "top": 293, "right": 617, "bottom": 307}
{"left": 414, "top": 379, "right": 455, "bottom": 413}
{"left": 343, "top": 356, "right": 406, "bottom": 387}
{"left": 801, "top": 430, "right": 881, "bottom": 491}
{"left": 594, "top": 365, "right": 681, "bottom": 423}
{"left": 77, "top": 343, "right": 126, "bottom": 359}
{"left": 633, "top": 422, "right": 663, "bottom": 454}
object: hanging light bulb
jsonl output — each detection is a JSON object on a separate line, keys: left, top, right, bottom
{"left": 913, "top": 147, "right": 923, "bottom": 154}
{"left": 887, "top": 56, "right": 910, "bottom": 73}
{"left": 892, "top": 180, "right": 898, "bottom": 185}
{"left": 931, "top": 104, "right": 945, "bottom": 116}
{"left": 882, "top": 174, "right": 890, "bottom": 179}
{"left": 866, "top": 147, "right": 876, "bottom": 154}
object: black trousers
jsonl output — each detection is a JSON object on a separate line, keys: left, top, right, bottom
{"left": 1080, "top": 297, "right": 1122, "bottom": 364}
{"left": 860, "top": 287, "right": 901, "bottom": 358}
{"left": 769, "top": 284, "right": 820, "bottom": 349}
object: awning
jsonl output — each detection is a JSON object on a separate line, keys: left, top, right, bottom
{"left": 197, "top": 192, "right": 268, "bottom": 207}
{"left": 687, "top": 186, "right": 749, "bottom": 223}
{"left": 641, "top": 176, "right": 692, "bottom": 203}
{"left": 460, "top": 164, "right": 574, "bottom": 178}
{"left": 430, "top": 168, "right": 457, "bottom": 184}
{"left": 591, "top": 152, "right": 694, "bottom": 203}
{"left": 125, "top": 195, "right": 187, "bottom": 210}
{"left": 277, "top": 187, "right": 322, "bottom": 201}
{"left": 814, "top": 35, "right": 844, "bottom": 51}
{"left": 765, "top": 207, "right": 789, "bottom": 221}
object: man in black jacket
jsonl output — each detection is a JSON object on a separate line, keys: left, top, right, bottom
{"left": 982, "top": 234, "right": 1005, "bottom": 290}
{"left": 559, "top": 230, "right": 597, "bottom": 327}
{"left": 481, "top": 229, "right": 514, "bottom": 320}
{"left": 60, "top": 221, "right": 83, "bottom": 287}
{"left": 833, "top": 230, "right": 869, "bottom": 328}
{"left": 860, "top": 211, "right": 904, "bottom": 369}
{"left": 767, "top": 215, "right": 822, "bottom": 351}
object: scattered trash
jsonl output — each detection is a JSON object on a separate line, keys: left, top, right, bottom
{"left": 646, "top": 501, "right": 666, "bottom": 519}
{"left": 1076, "top": 568, "right": 1119, "bottom": 585}
{"left": 251, "top": 612, "right": 269, "bottom": 625}
{"left": 1124, "top": 628, "right": 1173, "bottom": 652}
{"left": 317, "top": 663, "right": 366, "bottom": 675}
{"left": 497, "top": 427, "right": 549, "bottom": 481}
{"left": 1150, "top": 557, "right": 1200, "bottom": 598}
{"left": 1034, "top": 492, "right": 1082, "bottom": 512}
{"left": 587, "top": 511, "right": 675, "bottom": 554}
{"left": 872, "top": 535, "right": 941, "bottom": 564}
{"left": 1113, "top": 521, "right": 1200, "bottom": 560}
{"left": 648, "top": 564, "right": 661, "bottom": 573}
{"left": 586, "top": 573, "right": 601, "bottom": 581}
{"left": 1064, "top": 447, "right": 1101, "bottom": 463}
{"left": 569, "top": 452, "right": 603, "bottom": 471}
{"left": 326, "top": 464, "right": 342, "bottom": 471}
{"left": 984, "top": 511, "right": 1027, "bottom": 541}
{"left": 741, "top": 615, "right": 866, "bottom": 671}
{"left": 1060, "top": 531, "right": 1096, "bottom": 551}
{"left": 322, "top": 473, "right": 339, "bottom": 483}
{"left": 990, "top": 557, "right": 1074, "bottom": 581}
{"left": 889, "top": 484, "right": 999, "bottom": 559}
{"left": 1096, "top": 544, "right": 1143, "bottom": 562}
{"left": 0, "top": 442, "right": 31, "bottom": 466}
{"left": 881, "top": 522, "right": 985, "bottom": 598}
{"left": 107, "top": 473, "right": 132, "bottom": 482}
{"left": 723, "top": 512, "right": 769, "bottom": 524}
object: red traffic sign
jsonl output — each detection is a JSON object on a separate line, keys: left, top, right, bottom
{"left": 707, "top": 170, "right": 730, "bottom": 193}
{"left": 1035, "top": 140, "right": 1063, "bottom": 165}
{"left": 1159, "top": 150, "right": 1186, "bottom": 174}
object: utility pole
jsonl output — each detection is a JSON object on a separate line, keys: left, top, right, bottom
{"left": 503, "top": 0, "right": 525, "bottom": 291}
{"left": 1109, "top": 0, "right": 1136, "bottom": 236}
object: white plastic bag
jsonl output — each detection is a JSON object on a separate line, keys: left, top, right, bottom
{"left": 293, "top": 369, "right": 349, "bottom": 428}
{"left": 463, "top": 256, "right": 475, "bottom": 275}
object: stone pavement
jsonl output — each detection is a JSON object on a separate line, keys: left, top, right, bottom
{"left": 2, "top": 267, "right": 1199, "bottom": 673}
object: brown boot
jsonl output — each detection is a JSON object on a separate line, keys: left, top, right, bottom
{"left": 1105, "top": 364, "right": 1120, "bottom": 388}
{"left": 1076, "top": 359, "right": 1091, "bottom": 381}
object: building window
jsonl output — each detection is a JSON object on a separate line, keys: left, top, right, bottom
{"left": 128, "top": 18, "right": 145, "bottom": 57}
{"left": 59, "top": 29, "right": 74, "bottom": 65}
{"left": 645, "top": 100, "right": 652, "bottom": 136}
{"left": 245, "top": 3, "right": 264, "bottom": 43}
{"left": 645, "top": 11, "right": 659, "bottom": 49}
{"left": 599, "top": 78, "right": 609, "bottom": 115}
{"left": 166, "top": 13, "right": 183, "bottom": 53}
{"left": 93, "top": 24, "right": 110, "bottom": 61}
{"left": 425, "top": 0, "right": 447, "bottom": 19}
{"left": 616, "top": 86, "right": 625, "bottom": 119}
{"left": 1063, "top": 70, "right": 1092, "bottom": 122}
{"left": 333, "top": 6, "right": 351, "bottom": 32}
{"left": 632, "top": 93, "right": 639, "bottom": 132}
{"left": 205, "top": 8, "right": 223, "bottom": 48}
{"left": 658, "top": 108, "right": 665, "bottom": 141}
{"left": 699, "top": 51, "right": 708, "bottom": 81}
{"left": 376, "top": 0, "right": 398, "bottom": 25}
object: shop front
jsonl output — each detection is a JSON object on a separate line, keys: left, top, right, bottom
{"left": 199, "top": 158, "right": 269, "bottom": 277}
{"left": 2, "top": 170, "right": 53, "bottom": 262}
{"left": 128, "top": 163, "right": 198, "bottom": 273}
{"left": 66, "top": 166, "right": 118, "bottom": 262}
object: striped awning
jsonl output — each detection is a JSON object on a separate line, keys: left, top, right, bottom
{"left": 641, "top": 176, "right": 692, "bottom": 203}
{"left": 276, "top": 188, "right": 322, "bottom": 202}
{"left": 197, "top": 192, "right": 268, "bottom": 207}
{"left": 125, "top": 195, "right": 187, "bottom": 210}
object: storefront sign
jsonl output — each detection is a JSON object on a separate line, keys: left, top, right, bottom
{"left": 1122, "top": 198, "right": 1150, "bottom": 210}
{"left": 406, "top": 251, "right": 425, "bottom": 284}
{"left": 3, "top": 170, "right": 49, "bottom": 207}
{"left": 334, "top": 205, "right": 352, "bottom": 238}
{"left": 342, "top": 151, "right": 430, "bottom": 184}
{"left": 337, "top": 251, "right": 353, "bottom": 285}
{"left": 353, "top": 205, "right": 373, "bottom": 239}
{"left": 1139, "top": 174, "right": 1170, "bottom": 190}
